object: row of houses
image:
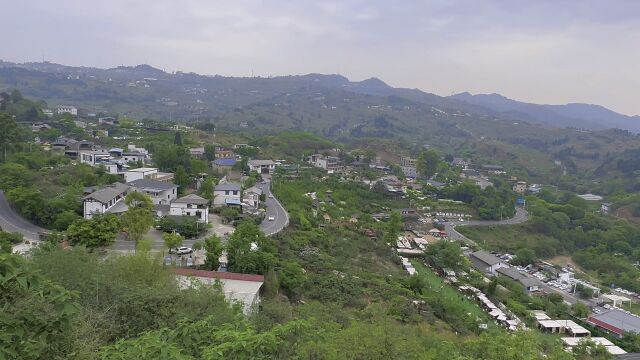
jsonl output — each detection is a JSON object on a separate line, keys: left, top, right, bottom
{"left": 83, "top": 179, "right": 209, "bottom": 223}
{"left": 532, "top": 310, "right": 628, "bottom": 355}
{"left": 213, "top": 182, "right": 263, "bottom": 210}
{"left": 459, "top": 284, "right": 522, "bottom": 331}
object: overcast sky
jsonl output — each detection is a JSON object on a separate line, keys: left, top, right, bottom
{"left": 2, "top": 0, "right": 639, "bottom": 115}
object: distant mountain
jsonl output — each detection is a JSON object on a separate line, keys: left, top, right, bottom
{"left": 449, "top": 92, "right": 640, "bottom": 133}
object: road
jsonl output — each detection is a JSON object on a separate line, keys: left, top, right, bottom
{"left": 258, "top": 180, "right": 289, "bottom": 236}
{"left": 0, "top": 190, "right": 48, "bottom": 241}
{"left": 444, "top": 207, "right": 529, "bottom": 245}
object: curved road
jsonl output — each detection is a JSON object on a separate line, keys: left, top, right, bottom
{"left": 444, "top": 207, "right": 529, "bottom": 245}
{"left": 0, "top": 190, "right": 48, "bottom": 241}
{"left": 258, "top": 180, "right": 289, "bottom": 236}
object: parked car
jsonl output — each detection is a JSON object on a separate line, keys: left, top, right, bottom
{"left": 268, "top": 215, "right": 275, "bottom": 221}
{"left": 170, "top": 246, "right": 193, "bottom": 255}
{"left": 268, "top": 194, "right": 274, "bottom": 198}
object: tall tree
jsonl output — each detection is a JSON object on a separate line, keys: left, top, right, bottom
{"left": 174, "top": 165, "right": 189, "bottom": 195}
{"left": 203, "top": 234, "right": 223, "bottom": 270}
{"left": 199, "top": 177, "right": 215, "bottom": 205}
{"left": 120, "top": 192, "right": 154, "bottom": 246}
{"left": 416, "top": 149, "right": 441, "bottom": 179}
{"left": 173, "top": 131, "right": 183, "bottom": 145}
{"left": 0, "top": 113, "right": 23, "bottom": 161}
{"left": 66, "top": 215, "right": 120, "bottom": 248}
{"left": 226, "top": 222, "right": 277, "bottom": 274}
{"left": 204, "top": 144, "right": 216, "bottom": 161}
{"left": 163, "top": 232, "right": 184, "bottom": 251}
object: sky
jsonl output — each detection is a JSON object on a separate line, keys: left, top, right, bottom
{"left": 2, "top": 0, "right": 639, "bottom": 115}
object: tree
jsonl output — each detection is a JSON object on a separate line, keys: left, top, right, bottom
{"left": 120, "top": 192, "right": 154, "bottom": 246}
{"left": 278, "top": 261, "right": 306, "bottom": 295}
{"left": 0, "top": 112, "right": 23, "bottom": 160}
{"left": 573, "top": 302, "right": 590, "bottom": 318}
{"left": 0, "top": 231, "right": 22, "bottom": 254}
{"left": 203, "top": 234, "right": 223, "bottom": 270}
{"left": 406, "top": 274, "right": 426, "bottom": 294}
{"left": 416, "top": 149, "right": 440, "bottom": 179}
{"left": 204, "top": 144, "right": 216, "bottom": 161}
{"left": 425, "top": 240, "right": 465, "bottom": 271}
{"left": 173, "top": 131, "right": 183, "bottom": 145}
{"left": 163, "top": 232, "right": 184, "bottom": 251}
{"left": 0, "top": 254, "right": 80, "bottom": 360}
{"left": 226, "top": 222, "right": 277, "bottom": 274}
{"left": 511, "top": 248, "right": 537, "bottom": 266}
{"left": 66, "top": 215, "right": 120, "bottom": 248}
{"left": 200, "top": 177, "right": 215, "bottom": 205}
{"left": 174, "top": 165, "right": 189, "bottom": 195}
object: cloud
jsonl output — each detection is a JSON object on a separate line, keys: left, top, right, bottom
{"left": 0, "top": 0, "right": 639, "bottom": 114}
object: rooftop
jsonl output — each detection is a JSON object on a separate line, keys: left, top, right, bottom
{"left": 174, "top": 268, "right": 264, "bottom": 282}
{"left": 127, "top": 167, "right": 158, "bottom": 173}
{"left": 128, "top": 179, "right": 177, "bottom": 191}
{"left": 84, "top": 182, "right": 129, "bottom": 203}
{"left": 589, "top": 309, "right": 640, "bottom": 334}
{"left": 173, "top": 194, "right": 208, "bottom": 205}
{"left": 248, "top": 159, "right": 276, "bottom": 166}
{"left": 215, "top": 183, "right": 242, "bottom": 191}
{"left": 471, "top": 250, "right": 503, "bottom": 266}
{"left": 213, "top": 158, "right": 237, "bottom": 166}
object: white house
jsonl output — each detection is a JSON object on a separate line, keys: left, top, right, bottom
{"left": 309, "top": 154, "right": 343, "bottom": 173}
{"left": 128, "top": 179, "right": 177, "bottom": 205}
{"left": 170, "top": 194, "right": 209, "bottom": 223}
{"left": 83, "top": 182, "right": 130, "bottom": 219}
{"left": 122, "top": 167, "right": 173, "bottom": 183}
{"left": 213, "top": 183, "right": 242, "bottom": 207}
{"left": 174, "top": 268, "right": 264, "bottom": 315}
{"left": 469, "top": 250, "right": 508, "bottom": 275}
{"left": 244, "top": 186, "right": 262, "bottom": 208}
{"left": 79, "top": 150, "right": 112, "bottom": 166}
{"left": 248, "top": 160, "right": 276, "bottom": 175}
{"left": 56, "top": 105, "right": 77, "bottom": 116}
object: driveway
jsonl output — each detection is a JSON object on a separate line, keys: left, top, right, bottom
{"left": 257, "top": 180, "right": 289, "bottom": 236}
{"left": 109, "top": 213, "right": 235, "bottom": 253}
{"left": 0, "top": 190, "right": 48, "bottom": 241}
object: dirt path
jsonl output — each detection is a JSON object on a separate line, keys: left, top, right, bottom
{"left": 546, "top": 255, "right": 584, "bottom": 273}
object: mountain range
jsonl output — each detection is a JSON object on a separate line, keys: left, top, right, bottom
{"left": 0, "top": 59, "right": 638, "bottom": 133}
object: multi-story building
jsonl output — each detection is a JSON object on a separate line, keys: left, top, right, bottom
{"left": 128, "top": 179, "right": 177, "bottom": 205}
{"left": 83, "top": 182, "right": 130, "bottom": 219}
{"left": 213, "top": 183, "right": 242, "bottom": 207}
{"left": 248, "top": 160, "right": 276, "bottom": 175}
{"left": 56, "top": 105, "right": 78, "bottom": 116}
{"left": 169, "top": 194, "right": 209, "bottom": 223}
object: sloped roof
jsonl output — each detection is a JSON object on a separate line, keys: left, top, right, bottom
{"left": 248, "top": 159, "right": 275, "bottom": 166}
{"left": 215, "top": 183, "right": 241, "bottom": 191}
{"left": 213, "top": 158, "right": 237, "bottom": 166}
{"left": 173, "top": 194, "right": 208, "bottom": 205}
{"left": 244, "top": 186, "right": 262, "bottom": 195}
{"left": 471, "top": 251, "right": 503, "bottom": 266}
{"left": 128, "top": 179, "right": 177, "bottom": 191}
{"left": 83, "top": 183, "right": 129, "bottom": 203}
{"left": 174, "top": 268, "right": 264, "bottom": 282}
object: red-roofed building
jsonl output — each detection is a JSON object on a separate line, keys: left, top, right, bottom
{"left": 174, "top": 268, "right": 264, "bottom": 314}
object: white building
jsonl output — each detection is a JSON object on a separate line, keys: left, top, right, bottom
{"left": 513, "top": 181, "right": 527, "bottom": 194}
{"left": 79, "top": 150, "right": 112, "bottom": 166}
{"left": 244, "top": 186, "right": 262, "bottom": 208}
{"left": 213, "top": 183, "right": 242, "bottom": 207}
{"left": 128, "top": 179, "right": 177, "bottom": 205}
{"left": 83, "top": 182, "right": 130, "bottom": 219}
{"left": 175, "top": 268, "right": 264, "bottom": 315}
{"left": 309, "top": 154, "right": 343, "bottom": 173}
{"left": 56, "top": 105, "right": 78, "bottom": 116}
{"left": 122, "top": 167, "right": 174, "bottom": 183}
{"left": 248, "top": 159, "right": 276, "bottom": 175}
{"left": 469, "top": 250, "right": 508, "bottom": 275}
{"left": 170, "top": 194, "right": 209, "bottom": 223}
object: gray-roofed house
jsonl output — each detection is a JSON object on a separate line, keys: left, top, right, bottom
{"left": 214, "top": 183, "right": 242, "bottom": 207}
{"left": 128, "top": 179, "right": 178, "bottom": 205}
{"left": 469, "top": 250, "right": 508, "bottom": 275}
{"left": 170, "top": 194, "right": 209, "bottom": 223}
{"left": 496, "top": 266, "right": 542, "bottom": 294}
{"left": 83, "top": 182, "right": 130, "bottom": 219}
{"left": 244, "top": 186, "right": 262, "bottom": 208}
{"left": 248, "top": 159, "right": 276, "bottom": 174}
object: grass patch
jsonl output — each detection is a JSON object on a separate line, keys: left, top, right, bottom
{"left": 457, "top": 224, "right": 562, "bottom": 258}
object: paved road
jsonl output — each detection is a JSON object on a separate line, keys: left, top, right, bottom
{"left": 0, "top": 190, "right": 48, "bottom": 241}
{"left": 445, "top": 207, "right": 529, "bottom": 245}
{"left": 258, "top": 180, "right": 289, "bottom": 236}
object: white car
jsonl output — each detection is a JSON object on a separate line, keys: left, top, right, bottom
{"left": 268, "top": 194, "right": 274, "bottom": 198}
{"left": 268, "top": 216, "right": 275, "bottom": 221}
{"left": 170, "top": 246, "right": 193, "bottom": 255}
